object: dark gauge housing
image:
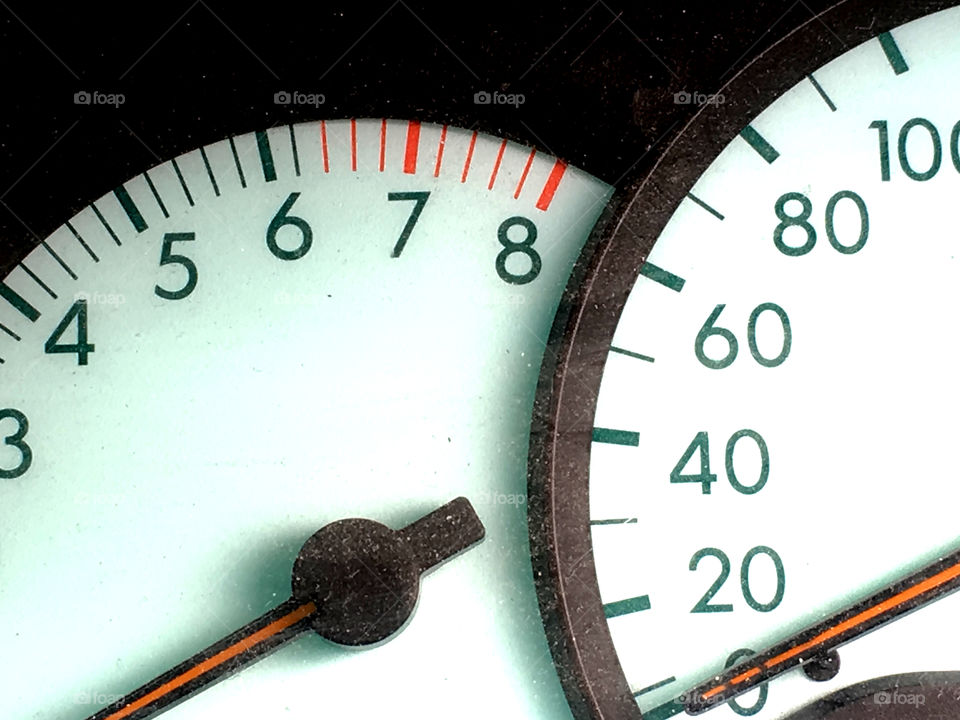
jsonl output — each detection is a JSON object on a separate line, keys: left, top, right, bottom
{"left": 527, "top": 1, "right": 959, "bottom": 719}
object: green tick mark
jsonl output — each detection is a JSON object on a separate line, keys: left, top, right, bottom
{"left": 878, "top": 31, "right": 908, "bottom": 74}
{"left": 256, "top": 131, "right": 277, "bottom": 183}
{"left": 639, "top": 262, "right": 685, "bottom": 292}
{"left": 593, "top": 428, "right": 640, "bottom": 447}
{"left": 610, "top": 346, "right": 655, "bottom": 363}
{"left": 740, "top": 125, "right": 779, "bottom": 164}
{"left": 634, "top": 676, "right": 676, "bottom": 697}
{"left": 686, "top": 192, "right": 724, "bottom": 221}
{"left": 604, "top": 594, "right": 651, "bottom": 618}
{"left": 114, "top": 186, "right": 147, "bottom": 233}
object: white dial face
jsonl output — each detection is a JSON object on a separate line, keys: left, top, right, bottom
{"left": 0, "top": 119, "right": 610, "bottom": 719}
{"left": 589, "top": 6, "right": 960, "bottom": 719}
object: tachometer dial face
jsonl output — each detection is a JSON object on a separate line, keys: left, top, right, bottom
{"left": 530, "top": 2, "right": 960, "bottom": 719}
{"left": 0, "top": 119, "right": 610, "bottom": 719}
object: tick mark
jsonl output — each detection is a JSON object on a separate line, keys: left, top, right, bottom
{"left": 404, "top": 120, "right": 421, "bottom": 174}
{"left": 66, "top": 220, "right": 101, "bottom": 260}
{"left": 686, "top": 193, "right": 724, "bottom": 221}
{"left": 379, "top": 118, "right": 387, "bottom": 172}
{"left": 740, "top": 125, "right": 779, "bottom": 164}
{"left": 229, "top": 137, "right": 247, "bottom": 188}
{"left": 0, "top": 282, "right": 39, "bottom": 322}
{"left": 878, "top": 31, "right": 909, "bottom": 74}
{"left": 114, "top": 186, "right": 147, "bottom": 232}
{"left": 461, "top": 131, "right": 478, "bottom": 182}
{"left": 0, "top": 321, "right": 20, "bottom": 341}
{"left": 171, "top": 158, "right": 194, "bottom": 206}
{"left": 639, "top": 262, "right": 685, "bottom": 292}
{"left": 488, "top": 138, "right": 507, "bottom": 190}
{"left": 143, "top": 171, "right": 169, "bottom": 218}
{"left": 634, "top": 676, "right": 677, "bottom": 698}
{"left": 19, "top": 262, "right": 55, "bottom": 299}
{"left": 40, "top": 240, "right": 77, "bottom": 280}
{"left": 350, "top": 118, "right": 358, "bottom": 172}
{"left": 289, "top": 125, "right": 301, "bottom": 177}
{"left": 200, "top": 147, "right": 220, "bottom": 196}
{"left": 807, "top": 74, "right": 837, "bottom": 111}
{"left": 593, "top": 428, "right": 640, "bottom": 447}
{"left": 316, "top": 120, "right": 329, "bottom": 173}
{"left": 255, "top": 131, "right": 277, "bottom": 183}
{"left": 604, "top": 594, "right": 651, "bottom": 618}
{"left": 434, "top": 124, "right": 447, "bottom": 177}
{"left": 89, "top": 206, "right": 120, "bottom": 247}
{"left": 536, "top": 159, "right": 566, "bottom": 211}
{"left": 514, "top": 148, "right": 536, "bottom": 199}
{"left": 590, "top": 518, "right": 638, "bottom": 526}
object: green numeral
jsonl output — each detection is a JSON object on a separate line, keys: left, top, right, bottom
{"left": 774, "top": 191, "right": 868, "bottom": 257}
{"left": 496, "top": 216, "right": 541, "bottom": 285}
{"left": 155, "top": 232, "right": 198, "bottom": 300}
{"left": 696, "top": 304, "right": 790, "bottom": 370}
{"left": 387, "top": 191, "right": 430, "bottom": 257}
{"left": 773, "top": 192, "right": 815, "bottom": 256}
{"left": 690, "top": 546, "right": 785, "bottom": 614}
{"left": 267, "top": 192, "right": 313, "bottom": 261}
{"left": 0, "top": 409, "right": 32, "bottom": 479}
{"left": 673, "top": 430, "right": 769, "bottom": 495}
{"left": 670, "top": 432, "right": 717, "bottom": 494}
{"left": 690, "top": 548, "right": 733, "bottom": 613}
{"left": 741, "top": 546, "right": 786, "bottom": 612}
{"left": 45, "top": 300, "right": 95, "bottom": 366}
{"left": 871, "top": 118, "right": 946, "bottom": 181}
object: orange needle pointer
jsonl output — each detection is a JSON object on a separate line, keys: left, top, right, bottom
{"left": 83, "top": 498, "right": 485, "bottom": 720}
{"left": 683, "top": 544, "right": 960, "bottom": 714}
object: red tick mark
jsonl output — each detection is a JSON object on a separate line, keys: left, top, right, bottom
{"left": 350, "top": 119, "right": 357, "bottom": 172}
{"left": 488, "top": 138, "right": 507, "bottom": 190}
{"left": 320, "top": 121, "right": 330, "bottom": 173}
{"left": 461, "top": 131, "right": 478, "bottom": 183}
{"left": 536, "top": 160, "right": 567, "bottom": 211}
{"left": 404, "top": 120, "right": 421, "bottom": 174}
{"left": 514, "top": 148, "right": 537, "bottom": 199}
{"left": 434, "top": 124, "right": 448, "bottom": 177}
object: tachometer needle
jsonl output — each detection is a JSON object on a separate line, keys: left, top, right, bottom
{"left": 684, "top": 544, "right": 960, "bottom": 714}
{"left": 82, "top": 497, "right": 485, "bottom": 720}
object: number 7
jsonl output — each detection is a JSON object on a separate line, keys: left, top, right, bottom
{"left": 387, "top": 191, "right": 430, "bottom": 258}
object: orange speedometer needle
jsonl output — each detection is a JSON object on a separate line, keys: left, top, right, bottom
{"left": 83, "top": 498, "right": 485, "bottom": 720}
{"left": 684, "top": 544, "right": 960, "bottom": 714}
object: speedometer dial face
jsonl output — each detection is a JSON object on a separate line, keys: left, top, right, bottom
{"left": 0, "top": 119, "right": 610, "bottom": 720}
{"left": 530, "top": 2, "right": 960, "bottom": 719}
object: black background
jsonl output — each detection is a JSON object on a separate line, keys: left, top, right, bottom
{"left": 0, "top": 1, "right": 837, "bottom": 276}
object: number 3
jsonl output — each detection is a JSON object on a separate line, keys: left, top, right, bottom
{"left": 0, "top": 408, "right": 32, "bottom": 479}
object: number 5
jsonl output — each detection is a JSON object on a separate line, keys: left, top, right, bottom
{"left": 155, "top": 232, "right": 198, "bottom": 301}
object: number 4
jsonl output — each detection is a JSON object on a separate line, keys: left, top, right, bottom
{"left": 670, "top": 431, "right": 717, "bottom": 494}
{"left": 45, "top": 299, "right": 95, "bottom": 366}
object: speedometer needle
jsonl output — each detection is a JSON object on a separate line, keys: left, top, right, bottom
{"left": 81, "top": 497, "right": 485, "bottom": 720}
{"left": 683, "top": 544, "right": 960, "bottom": 714}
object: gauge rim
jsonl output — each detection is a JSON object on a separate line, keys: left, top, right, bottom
{"left": 526, "top": 1, "right": 960, "bottom": 718}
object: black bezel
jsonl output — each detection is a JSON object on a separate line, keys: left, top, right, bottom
{"left": 527, "top": 1, "right": 959, "bottom": 718}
